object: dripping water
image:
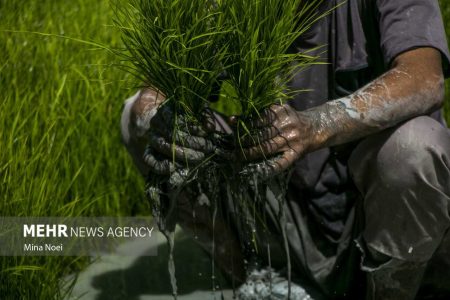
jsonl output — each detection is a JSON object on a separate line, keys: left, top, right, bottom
{"left": 160, "top": 227, "right": 178, "bottom": 299}
{"left": 279, "top": 201, "right": 292, "bottom": 299}
{"left": 148, "top": 175, "right": 179, "bottom": 300}
{"left": 210, "top": 178, "right": 218, "bottom": 299}
{"left": 276, "top": 172, "right": 293, "bottom": 299}
{"left": 149, "top": 156, "right": 295, "bottom": 299}
{"left": 267, "top": 242, "right": 272, "bottom": 295}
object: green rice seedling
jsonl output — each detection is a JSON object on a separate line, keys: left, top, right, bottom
{"left": 114, "top": 0, "right": 230, "bottom": 121}
{"left": 114, "top": 0, "right": 234, "bottom": 220}
{"left": 222, "top": 0, "right": 324, "bottom": 153}
{"left": 224, "top": 0, "right": 321, "bottom": 117}
{"left": 113, "top": 0, "right": 232, "bottom": 219}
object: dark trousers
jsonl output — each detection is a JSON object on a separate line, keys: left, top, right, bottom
{"left": 176, "top": 116, "right": 450, "bottom": 298}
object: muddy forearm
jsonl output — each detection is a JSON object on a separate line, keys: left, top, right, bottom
{"left": 302, "top": 48, "right": 445, "bottom": 151}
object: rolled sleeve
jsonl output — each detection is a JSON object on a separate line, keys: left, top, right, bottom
{"left": 377, "top": 0, "right": 450, "bottom": 76}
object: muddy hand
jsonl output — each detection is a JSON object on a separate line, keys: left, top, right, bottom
{"left": 236, "top": 104, "right": 315, "bottom": 177}
{"left": 144, "top": 105, "right": 227, "bottom": 175}
{"left": 240, "top": 47, "right": 445, "bottom": 179}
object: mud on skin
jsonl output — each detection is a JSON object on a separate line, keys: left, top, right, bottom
{"left": 239, "top": 47, "right": 444, "bottom": 178}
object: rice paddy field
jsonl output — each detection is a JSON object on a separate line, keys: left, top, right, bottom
{"left": 0, "top": 1, "right": 145, "bottom": 299}
{"left": 0, "top": 1, "right": 449, "bottom": 299}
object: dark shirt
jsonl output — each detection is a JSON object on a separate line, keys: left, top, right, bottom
{"left": 288, "top": 0, "right": 450, "bottom": 239}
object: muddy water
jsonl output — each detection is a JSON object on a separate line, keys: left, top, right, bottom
{"left": 165, "top": 230, "right": 178, "bottom": 299}
{"left": 149, "top": 164, "right": 295, "bottom": 299}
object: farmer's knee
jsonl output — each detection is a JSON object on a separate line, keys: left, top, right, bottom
{"left": 349, "top": 116, "right": 450, "bottom": 261}
{"left": 120, "top": 91, "right": 140, "bottom": 146}
{"left": 376, "top": 116, "right": 449, "bottom": 188}
{"left": 120, "top": 91, "right": 152, "bottom": 176}
{"left": 349, "top": 116, "right": 450, "bottom": 192}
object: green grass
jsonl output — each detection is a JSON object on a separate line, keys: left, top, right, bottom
{"left": 0, "top": 1, "right": 449, "bottom": 299}
{"left": 440, "top": 0, "right": 450, "bottom": 122}
{"left": 0, "top": 0, "right": 146, "bottom": 298}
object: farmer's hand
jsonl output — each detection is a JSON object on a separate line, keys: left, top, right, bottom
{"left": 238, "top": 47, "right": 445, "bottom": 179}
{"left": 121, "top": 88, "right": 229, "bottom": 176}
{"left": 237, "top": 103, "right": 318, "bottom": 176}
{"left": 143, "top": 105, "right": 222, "bottom": 175}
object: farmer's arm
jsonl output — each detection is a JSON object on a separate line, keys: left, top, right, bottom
{"left": 309, "top": 47, "right": 444, "bottom": 148}
{"left": 242, "top": 47, "right": 445, "bottom": 172}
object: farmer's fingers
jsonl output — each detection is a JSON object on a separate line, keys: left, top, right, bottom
{"left": 266, "top": 149, "right": 299, "bottom": 174}
{"left": 248, "top": 104, "right": 284, "bottom": 128}
{"left": 143, "top": 146, "right": 175, "bottom": 175}
{"left": 241, "top": 149, "right": 298, "bottom": 179}
{"left": 176, "top": 109, "right": 230, "bottom": 137}
{"left": 239, "top": 134, "right": 293, "bottom": 162}
{"left": 149, "top": 105, "right": 206, "bottom": 137}
{"left": 239, "top": 126, "right": 281, "bottom": 147}
{"left": 175, "top": 131, "right": 217, "bottom": 152}
{"left": 168, "top": 116, "right": 210, "bottom": 138}
{"left": 148, "top": 133, "right": 206, "bottom": 164}
{"left": 178, "top": 119, "right": 209, "bottom": 137}
{"left": 150, "top": 115, "right": 212, "bottom": 146}
{"left": 152, "top": 105, "right": 230, "bottom": 138}
{"left": 151, "top": 114, "right": 215, "bottom": 152}
{"left": 202, "top": 109, "right": 234, "bottom": 135}
{"left": 149, "top": 121, "right": 217, "bottom": 153}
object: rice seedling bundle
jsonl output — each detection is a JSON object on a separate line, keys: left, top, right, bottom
{"left": 115, "top": 0, "right": 323, "bottom": 297}
{"left": 115, "top": 0, "right": 229, "bottom": 118}
{"left": 224, "top": 0, "right": 319, "bottom": 118}
{"left": 114, "top": 0, "right": 231, "bottom": 230}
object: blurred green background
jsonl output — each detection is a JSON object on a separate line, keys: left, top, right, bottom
{"left": 0, "top": 1, "right": 449, "bottom": 299}
{"left": 0, "top": 1, "right": 145, "bottom": 299}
